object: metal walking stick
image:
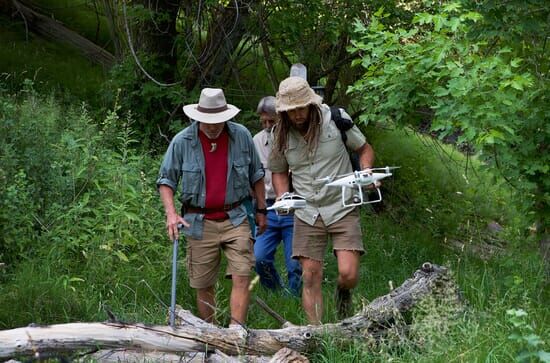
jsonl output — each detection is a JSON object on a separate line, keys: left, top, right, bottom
{"left": 169, "top": 224, "right": 183, "bottom": 328}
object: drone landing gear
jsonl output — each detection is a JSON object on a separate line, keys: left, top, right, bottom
{"left": 342, "top": 186, "right": 383, "bottom": 208}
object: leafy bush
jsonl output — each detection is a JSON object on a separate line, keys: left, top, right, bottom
{"left": 100, "top": 56, "right": 188, "bottom": 151}
{"left": 0, "top": 81, "right": 185, "bottom": 326}
{"left": 0, "top": 81, "right": 98, "bottom": 263}
{"left": 349, "top": 2, "right": 549, "bottom": 231}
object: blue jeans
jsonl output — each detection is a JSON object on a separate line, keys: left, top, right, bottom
{"left": 254, "top": 208, "right": 302, "bottom": 296}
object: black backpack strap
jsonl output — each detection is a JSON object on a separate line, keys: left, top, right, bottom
{"left": 330, "top": 106, "right": 361, "bottom": 171}
{"left": 330, "top": 106, "right": 354, "bottom": 146}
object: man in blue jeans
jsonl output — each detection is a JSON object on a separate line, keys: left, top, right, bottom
{"left": 253, "top": 96, "right": 302, "bottom": 296}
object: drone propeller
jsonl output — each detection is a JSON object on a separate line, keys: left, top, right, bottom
{"left": 318, "top": 166, "right": 400, "bottom": 183}
{"left": 368, "top": 166, "right": 400, "bottom": 172}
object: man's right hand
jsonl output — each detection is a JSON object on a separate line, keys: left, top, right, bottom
{"left": 166, "top": 212, "right": 189, "bottom": 241}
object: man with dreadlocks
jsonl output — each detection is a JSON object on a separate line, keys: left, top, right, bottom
{"left": 269, "top": 76, "right": 375, "bottom": 324}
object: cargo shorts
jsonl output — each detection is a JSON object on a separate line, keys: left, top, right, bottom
{"left": 186, "top": 219, "right": 255, "bottom": 289}
{"left": 292, "top": 209, "right": 364, "bottom": 261}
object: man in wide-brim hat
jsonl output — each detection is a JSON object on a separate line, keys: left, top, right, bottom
{"left": 157, "top": 88, "right": 267, "bottom": 327}
{"left": 269, "top": 76, "right": 376, "bottom": 324}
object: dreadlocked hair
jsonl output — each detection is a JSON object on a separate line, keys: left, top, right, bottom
{"left": 272, "top": 104, "right": 322, "bottom": 156}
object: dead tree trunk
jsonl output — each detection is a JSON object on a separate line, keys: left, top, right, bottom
{"left": 0, "top": 263, "right": 458, "bottom": 361}
{"left": 2, "top": 0, "right": 115, "bottom": 67}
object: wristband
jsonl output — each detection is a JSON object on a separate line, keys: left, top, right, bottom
{"left": 256, "top": 208, "right": 268, "bottom": 215}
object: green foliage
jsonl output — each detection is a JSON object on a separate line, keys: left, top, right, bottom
{"left": 366, "top": 127, "right": 520, "bottom": 242}
{"left": 348, "top": 2, "right": 549, "bottom": 229}
{"left": 101, "top": 56, "right": 188, "bottom": 150}
{"left": 0, "top": 82, "right": 176, "bottom": 327}
{"left": 0, "top": 80, "right": 99, "bottom": 263}
{"left": 507, "top": 309, "right": 550, "bottom": 362}
{"left": 0, "top": 86, "right": 548, "bottom": 362}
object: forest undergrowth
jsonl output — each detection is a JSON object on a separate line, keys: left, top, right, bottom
{"left": 0, "top": 82, "right": 548, "bottom": 362}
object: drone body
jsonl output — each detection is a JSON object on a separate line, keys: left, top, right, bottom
{"left": 268, "top": 167, "right": 398, "bottom": 212}
{"left": 267, "top": 193, "right": 307, "bottom": 214}
{"left": 320, "top": 167, "right": 399, "bottom": 207}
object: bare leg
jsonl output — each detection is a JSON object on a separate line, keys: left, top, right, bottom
{"left": 230, "top": 275, "right": 251, "bottom": 325}
{"left": 335, "top": 250, "right": 360, "bottom": 318}
{"left": 300, "top": 258, "right": 323, "bottom": 324}
{"left": 336, "top": 250, "right": 360, "bottom": 289}
{"left": 196, "top": 286, "right": 216, "bottom": 323}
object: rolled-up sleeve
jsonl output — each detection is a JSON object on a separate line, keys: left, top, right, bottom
{"left": 268, "top": 150, "right": 288, "bottom": 173}
{"left": 156, "top": 138, "right": 183, "bottom": 192}
{"left": 346, "top": 124, "right": 367, "bottom": 151}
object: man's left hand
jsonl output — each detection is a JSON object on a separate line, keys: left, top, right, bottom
{"left": 255, "top": 213, "right": 267, "bottom": 235}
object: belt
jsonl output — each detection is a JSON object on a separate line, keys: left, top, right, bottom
{"left": 204, "top": 215, "right": 230, "bottom": 221}
{"left": 185, "top": 200, "right": 243, "bottom": 214}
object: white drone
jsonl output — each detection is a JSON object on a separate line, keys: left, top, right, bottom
{"left": 267, "top": 192, "right": 307, "bottom": 215}
{"left": 319, "top": 166, "right": 399, "bottom": 207}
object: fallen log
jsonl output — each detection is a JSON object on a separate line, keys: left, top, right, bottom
{"left": 0, "top": 263, "right": 458, "bottom": 361}
{"left": 2, "top": 0, "right": 115, "bottom": 67}
{"left": 90, "top": 349, "right": 273, "bottom": 363}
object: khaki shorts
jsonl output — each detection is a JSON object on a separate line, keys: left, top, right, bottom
{"left": 292, "top": 209, "right": 364, "bottom": 262}
{"left": 187, "top": 219, "right": 254, "bottom": 289}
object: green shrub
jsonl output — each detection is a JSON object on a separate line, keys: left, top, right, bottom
{"left": 0, "top": 82, "right": 185, "bottom": 326}
{"left": 100, "top": 56, "right": 188, "bottom": 151}
{"left": 349, "top": 3, "right": 549, "bottom": 231}
{"left": 0, "top": 82, "right": 99, "bottom": 263}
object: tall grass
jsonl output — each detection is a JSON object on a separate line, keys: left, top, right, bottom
{"left": 0, "top": 83, "right": 172, "bottom": 327}
{"left": 0, "top": 86, "right": 547, "bottom": 361}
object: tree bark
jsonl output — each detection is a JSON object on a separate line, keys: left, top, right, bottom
{"left": 0, "top": 263, "right": 457, "bottom": 361}
{"left": 182, "top": 1, "right": 251, "bottom": 91}
{"left": 258, "top": 4, "right": 279, "bottom": 93}
{"left": 130, "top": 0, "right": 179, "bottom": 82}
{"left": 101, "top": 0, "right": 123, "bottom": 60}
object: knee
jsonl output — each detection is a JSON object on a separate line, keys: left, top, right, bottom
{"left": 302, "top": 267, "right": 322, "bottom": 288}
{"left": 196, "top": 286, "right": 215, "bottom": 298}
{"left": 338, "top": 268, "right": 359, "bottom": 288}
{"left": 254, "top": 246, "right": 271, "bottom": 262}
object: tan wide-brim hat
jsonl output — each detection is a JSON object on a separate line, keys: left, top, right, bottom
{"left": 276, "top": 76, "right": 323, "bottom": 113}
{"left": 183, "top": 88, "right": 240, "bottom": 124}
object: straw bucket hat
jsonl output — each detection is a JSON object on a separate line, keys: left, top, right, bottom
{"left": 276, "top": 76, "right": 323, "bottom": 113}
{"left": 183, "top": 88, "right": 240, "bottom": 124}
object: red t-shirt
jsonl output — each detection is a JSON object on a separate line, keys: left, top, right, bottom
{"left": 199, "top": 129, "right": 229, "bottom": 219}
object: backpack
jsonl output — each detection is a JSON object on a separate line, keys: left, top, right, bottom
{"left": 330, "top": 106, "right": 361, "bottom": 171}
